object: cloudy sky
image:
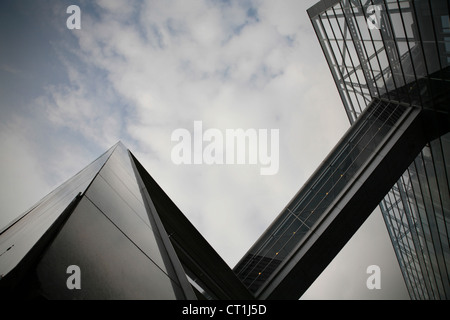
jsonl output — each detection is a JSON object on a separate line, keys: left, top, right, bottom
{"left": 0, "top": 0, "right": 409, "bottom": 299}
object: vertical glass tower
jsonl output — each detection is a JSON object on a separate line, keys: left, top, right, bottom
{"left": 307, "top": 0, "right": 450, "bottom": 299}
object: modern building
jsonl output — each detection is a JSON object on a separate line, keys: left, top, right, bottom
{"left": 306, "top": 0, "right": 450, "bottom": 299}
{"left": 0, "top": 0, "right": 448, "bottom": 300}
{"left": 0, "top": 142, "right": 253, "bottom": 299}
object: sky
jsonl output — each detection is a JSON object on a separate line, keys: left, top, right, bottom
{"left": 0, "top": 0, "right": 409, "bottom": 299}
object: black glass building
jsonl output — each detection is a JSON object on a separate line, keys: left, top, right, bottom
{"left": 306, "top": 0, "right": 450, "bottom": 299}
{"left": 0, "top": 142, "right": 252, "bottom": 299}
{"left": 1, "top": 0, "right": 449, "bottom": 300}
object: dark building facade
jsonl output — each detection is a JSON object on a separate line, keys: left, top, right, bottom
{"left": 1, "top": 0, "right": 449, "bottom": 300}
{"left": 0, "top": 142, "right": 193, "bottom": 299}
{"left": 306, "top": 0, "right": 450, "bottom": 299}
{"left": 0, "top": 142, "right": 252, "bottom": 299}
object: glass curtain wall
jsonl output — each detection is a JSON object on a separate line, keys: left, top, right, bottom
{"left": 308, "top": 0, "right": 450, "bottom": 299}
{"left": 234, "top": 98, "right": 411, "bottom": 294}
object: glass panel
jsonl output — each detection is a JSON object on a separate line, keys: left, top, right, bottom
{"left": 235, "top": 99, "right": 409, "bottom": 293}
{"left": 391, "top": 12, "right": 406, "bottom": 39}
{"left": 85, "top": 174, "right": 167, "bottom": 272}
{"left": 0, "top": 144, "right": 115, "bottom": 278}
{"left": 102, "top": 152, "right": 142, "bottom": 198}
{"left": 99, "top": 159, "right": 151, "bottom": 226}
{"left": 36, "top": 197, "right": 180, "bottom": 299}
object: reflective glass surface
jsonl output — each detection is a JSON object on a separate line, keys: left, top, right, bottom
{"left": 1, "top": 142, "right": 190, "bottom": 299}
{"left": 381, "top": 133, "right": 450, "bottom": 299}
{"left": 234, "top": 99, "right": 409, "bottom": 294}
{"left": 36, "top": 197, "right": 180, "bottom": 299}
{"left": 310, "top": 0, "right": 450, "bottom": 120}
{"left": 85, "top": 144, "right": 168, "bottom": 274}
{"left": 309, "top": 0, "right": 450, "bottom": 299}
{"left": 0, "top": 143, "right": 115, "bottom": 278}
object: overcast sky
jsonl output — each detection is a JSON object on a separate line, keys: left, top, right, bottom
{"left": 0, "top": 0, "right": 409, "bottom": 299}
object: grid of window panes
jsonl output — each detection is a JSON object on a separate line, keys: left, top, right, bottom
{"left": 310, "top": 0, "right": 450, "bottom": 120}
{"left": 380, "top": 134, "right": 450, "bottom": 299}
{"left": 309, "top": 0, "right": 450, "bottom": 299}
{"left": 234, "top": 98, "right": 409, "bottom": 294}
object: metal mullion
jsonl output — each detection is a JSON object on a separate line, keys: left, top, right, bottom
{"left": 312, "top": 14, "right": 357, "bottom": 121}
{"left": 385, "top": 189, "right": 423, "bottom": 297}
{"left": 343, "top": 0, "right": 381, "bottom": 98}
{"left": 235, "top": 211, "right": 288, "bottom": 278}
{"left": 448, "top": 0, "right": 450, "bottom": 36}
{"left": 436, "top": 137, "right": 450, "bottom": 239}
{"left": 428, "top": 141, "right": 450, "bottom": 248}
{"left": 341, "top": 44, "right": 386, "bottom": 81}
{"left": 343, "top": 79, "right": 368, "bottom": 88}
{"left": 394, "top": 172, "right": 428, "bottom": 298}
{"left": 332, "top": 6, "right": 367, "bottom": 112}
{"left": 386, "top": 193, "right": 402, "bottom": 214}
{"left": 397, "top": 225, "right": 411, "bottom": 241}
{"left": 345, "top": 86, "right": 373, "bottom": 104}
{"left": 287, "top": 208, "right": 312, "bottom": 231}
{"left": 388, "top": 188, "right": 422, "bottom": 296}
{"left": 325, "top": 9, "right": 363, "bottom": 112}
{"left": 385, "top": 189, "right": 409, "bottom": 261}
{"left": 412, "top": 154, "right": 442, "bottom": 299}
{"left": 395, "top": 0, "right": 424, "bottom": 106}
{"left": 237, "top": 209, "right": 294, "bottom": 279}
{"left": 378, "top": 1, "right": 405, "bottom": 93}
{"left": 418, "top": 148, "right": 450, "bottom": 298}
{"left": 242, "top": 177, "right": 327, "bottom": 272}
{"left": 440, "top": 135, "right": 450, "bottom": 193}
{"left": 438, "top": 144, "right": 450, "bottom": 295}
{"left": 397, "top": 174, "right": 434, "bottom": 298}
{"left": 326, "top": 12, "right": 347, "bottom": 19}
{"left": 239, "top": 181, "right": 319, "bottom": 281}
{"left": 357, "top": 0, "right": 393, "bottom": 98}
{"left": 399, "top": 172, "right": 436, "bottom": 297}
{"left": 394, "top": 175, "right": 430, "bottom": 300}
{"left": 381, "top": 0, "right": 411, "bottom": 104}
{"left": 380, "top": 198, "right": 416, "bottom": 299}
{"left": 428, "top": 1, "right": 444, "bottom": 72}
{"left": 322, "top": 3, "right": 418, "bottom": 20}
{"left": 322, "top": 10, "right": 362, "bottom": 114}
{"left": 409, "top": 0, "right": 431, "bottom": 79}
{"left": 238, "top": 192, "right": 315, "bottom": 283}
{"left": 408, "top": 159, "right": 439, "bottom": 300}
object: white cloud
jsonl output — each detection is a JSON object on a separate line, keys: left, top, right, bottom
{"left": 40, "top": 0, "right": 350, "bottom": 268}
{"left": 0, "top": 0, "right": 407, "bottom": 299}
{"left": 301, "top": 208, "right": 409, "bottom": 299}
{"left": 0, "top": 120, "right": 51, "bottom": 228}
{"left": 257, "top": 0, "right": 307, "bottom": 36}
